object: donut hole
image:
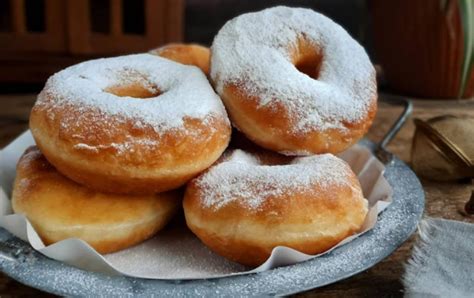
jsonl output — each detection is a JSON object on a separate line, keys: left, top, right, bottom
{"left": 293, "top": 38, "right": 323, "bottom": 80}
{"left": 105, "top": 84, "right": 160, "bottom": 99}
{"left": 295, "top": 55, "right": 321, "bottom": 80}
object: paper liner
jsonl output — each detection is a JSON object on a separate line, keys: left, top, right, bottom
{"left": 0, "top": 131, "right": 392, "bottom": 279}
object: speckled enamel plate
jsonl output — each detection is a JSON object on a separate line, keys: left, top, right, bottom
{"left": 0, "top": 141, "right": 424, "bottom": 296}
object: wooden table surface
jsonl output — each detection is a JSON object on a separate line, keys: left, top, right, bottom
{"left": 0, "top": 94, "right": 473, "bottom": 297}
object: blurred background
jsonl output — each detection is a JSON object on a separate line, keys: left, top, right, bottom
{"left": 0, "top": 1, "right": 473, "bottom": 295}
{"left": 1, "top": 0, "right": 472, "bottom": 99}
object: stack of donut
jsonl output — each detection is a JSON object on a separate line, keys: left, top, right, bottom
{"left": 13, "top": 6, "right": 376, "bottom": 266}
{"left": 16, "top": 54, "right": 231, "bottom": 254}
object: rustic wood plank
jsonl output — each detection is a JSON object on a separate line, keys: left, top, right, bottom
{"left": 0, "top": 0, "right": 67, "bottom": 53}
{"left": 88, "top": 34, "right": 151, "bottom": 54}
{"left": 10, "top": 0, "right": 26, "bottom": 34}
{"left": 0, "top": 53, "right": 90, "bottom": 83}
{"left": 66, "top": 0, "right": 91, "bottom": 54}
{"left": 164, "top": 0, "right": 184, "bottom": 43}
{"left": 0, "top": 32, "right": 66, "bottom": 53}
{"left": 146, "top": 0, "right": 166, "bottom": 47}
{"left": 44, "top": 0, "right": 67, "bottom": 50}
{"left": 110, "top": 0, "right": 122, "bottom": 37}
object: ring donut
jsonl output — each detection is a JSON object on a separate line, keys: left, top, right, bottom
{"left": 30, "top": 54, "right": 231, "bottom": 194}
{"left": 150, "top": 43, "right": 210, "bottom": 76}
{"left": 184, "top": 149, "right": 368, "bottom": 266}
{"left": 12, "top": 147, "right": 181, "bottom": 254}
{"left": 210, "top": 6, "right": 377, "bottom": 155}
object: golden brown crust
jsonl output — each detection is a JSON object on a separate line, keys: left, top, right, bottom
{"left": 12, "top": 147, "right": 182, "bottom": 254}
{"left": 211, "top": 34, "right": 377, "bottom": 155}
{"left": 183, "top": 150, "right": 368, "bottom": 267}
{"left": 187, "top": 224, "right": 354, "bottom": 266}
{"left": 218, "top": 83, "right": 377, "bottom": 155}
{"left": 30, "top": 89, "right": 231, "bottom": 194}
{"left": 150, "top": 43, "right": 210, "bottom": 76}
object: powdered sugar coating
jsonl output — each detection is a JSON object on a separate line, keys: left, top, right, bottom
{"left": 36, "top": 54, "right": 228, "bottom": 133}
{"left": 211, "top": 6, "right": 376, "bottom": 132}
{"left": 106, "top": 223, "right": 246, "bottom": 279}
{"left": 195, "top": 150, "right": 355, "bottom": 211}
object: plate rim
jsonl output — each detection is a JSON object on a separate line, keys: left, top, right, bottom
{"left": 0, "top": 140, "right": 425, "bottom": 296}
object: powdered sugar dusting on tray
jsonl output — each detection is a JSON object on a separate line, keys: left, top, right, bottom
{"left": 195, "top": 150, "right": 353, "bottom": 211}
{"left": 211, "top": 6, "right": 376, "bottom": 132}
{"left": 105, "top": 222, "right": 246, "bottom": 279}
{"left": 36, "top": 54, "right": 228, "bottom": 133}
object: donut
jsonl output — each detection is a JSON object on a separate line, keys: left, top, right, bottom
{"left": 210, "top": 6, "right": 377, "bottom": 155}
{"left": 12, "top": 147, "right": 181, "bottom": 254}
{"left": 150, "top": 43, "right": 210, "bottom": 76}
{"left": 183, "top": 149, "right": 368, "bottom": 266}
{"left": 30, "top": 54, "right": 231, "bottom": 194}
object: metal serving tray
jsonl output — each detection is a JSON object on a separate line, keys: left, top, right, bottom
{"left": 0, "top": 96, "right": 424, "bottom": 296}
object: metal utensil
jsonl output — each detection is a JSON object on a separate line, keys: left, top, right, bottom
{"left": 375, "top": 94, "right": 413, "bottom": 164}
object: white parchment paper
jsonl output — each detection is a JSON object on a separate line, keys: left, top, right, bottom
{"left": 0, "top": 131, "right": 392, "bottom": 279}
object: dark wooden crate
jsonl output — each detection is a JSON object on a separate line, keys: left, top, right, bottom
{"left": 0, "top": 0, "right": 184, "bottom": 83}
